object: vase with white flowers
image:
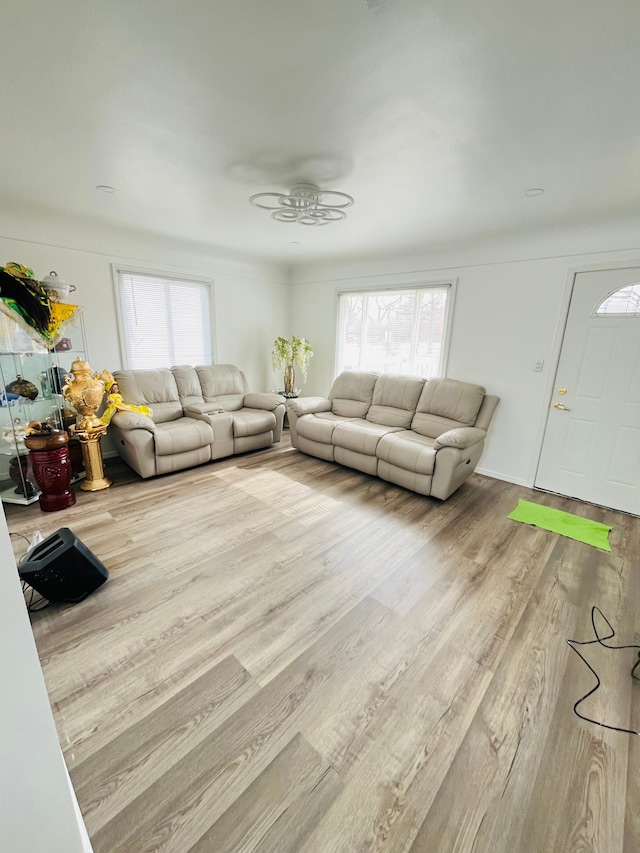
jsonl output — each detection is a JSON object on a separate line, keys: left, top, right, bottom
{"left": 272, "top": 335, "right": 313, "bottom": 396}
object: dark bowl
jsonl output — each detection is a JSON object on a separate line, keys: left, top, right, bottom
{"left": 24, "top": 430, "right": 69, "bottom": 451}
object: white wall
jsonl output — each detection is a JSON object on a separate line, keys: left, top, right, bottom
{"left": 0, "top": 505, "right": 92, "bottom": 852}
{"left": 0, "top": 232, "right": 289, "bottom": 393}
{"left": 290, "top": 221, "right": 640, "bottom": 487}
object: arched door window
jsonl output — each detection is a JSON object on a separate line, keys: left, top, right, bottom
{"left": 595, "top": 282, "right": 640, "bottom": 316}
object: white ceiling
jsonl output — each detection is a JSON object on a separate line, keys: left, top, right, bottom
{"left": 1, "top": 0, "right": 639, "bottom": 265}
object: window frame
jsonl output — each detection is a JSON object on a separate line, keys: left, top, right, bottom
{"left": 593, "top": 282, "right": 640, "bottom": 317}
{"left": 334, "top": 278, "right": 457, "bottom": 379}
{"left": 112, "top": 264, "right": 216, "bottom": 370}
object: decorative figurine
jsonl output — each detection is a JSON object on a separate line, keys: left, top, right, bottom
{"left": 99, "top": 375, "right": 151, "bottom": 425}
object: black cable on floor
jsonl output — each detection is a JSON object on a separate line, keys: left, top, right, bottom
{"left": 567, "top": 606, "right": 640, "bottom": 736}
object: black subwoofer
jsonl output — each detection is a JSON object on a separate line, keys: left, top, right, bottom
{"left": 18, "top": 527, "right": 108, "bottom": 603}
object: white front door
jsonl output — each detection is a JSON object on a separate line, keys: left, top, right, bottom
{"left": 535, "top": 267, "right": 640, "bottom": 516}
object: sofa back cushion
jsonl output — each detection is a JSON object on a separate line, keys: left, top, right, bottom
{"left": 329, "top": 371, "right": 378, "bottom": 418}
{"left": 196, "top": 364, "right": 250, "bottom": 411}
{"left": 366, "top": 374, "right": 425, "bottom": 428}
{"left": 411, "top": 378, "right": 486, "bottom": 438}
{"left": 172, "top": 365, "right": 205, "bottom": 408}
{"left": 114, "top": 369, "right": 183, "bottom": 423}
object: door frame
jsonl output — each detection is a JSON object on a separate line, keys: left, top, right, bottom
{"left": 531, "top": 258, "right": 640, "bottom": 493}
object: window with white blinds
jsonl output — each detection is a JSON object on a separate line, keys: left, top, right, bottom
{"left": 336, "top": 285, "right": 452, "bottom": 378}
{"left": 116, "top": 270, "right": 213, "bottom": 369}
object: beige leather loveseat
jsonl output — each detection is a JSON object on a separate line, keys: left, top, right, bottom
{"left": 287, "top": 371, "right": 499, "bottom": 500}
{"left": 109, "top": 364, "right": 285, "bottom": 479}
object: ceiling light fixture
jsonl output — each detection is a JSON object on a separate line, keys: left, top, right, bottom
{"left": 249, "top": 183, "right": 354, "bottom": 226}
{"left": 524, "top": 187, "right": 544, "bottom": 197}
{"left": 96, "top": 185, "right": 116, "bottom": 193}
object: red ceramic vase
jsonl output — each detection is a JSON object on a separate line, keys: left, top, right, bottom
{"left": 25, "top": 431, "right": 76, "bottom": 512}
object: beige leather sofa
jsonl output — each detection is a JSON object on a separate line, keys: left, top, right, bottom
{"left": 287, "top": 371, "right": 499, "bottom": 500}
{"left": 109, "top": 364, "right": 285, "bottom": 479}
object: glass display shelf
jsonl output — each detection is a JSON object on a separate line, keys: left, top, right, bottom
{"left": 0, "top": 311, "right": 87, "bottom": 505}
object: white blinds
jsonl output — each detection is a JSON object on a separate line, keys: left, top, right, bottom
{"left": 117, "top": 271, "right": 213, "bottom": 369}
{"left": 336, "top": 285, "right": 450, "bottom": 378}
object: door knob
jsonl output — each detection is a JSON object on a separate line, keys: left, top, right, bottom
{"left": 554, "top": 402, "right": 570, "bottom": 411}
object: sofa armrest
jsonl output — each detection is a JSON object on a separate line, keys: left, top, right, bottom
{"left": 111, "top": 411, "right": 156, "bottom": 433}
{"left": 433, "top": 426, "right": 486, "bottom": 450}
{"left": 244, "top": 392, "right": 286, "bottom": 411}
{"left": 288, "top": 396, "right": 332, "bottom": 416}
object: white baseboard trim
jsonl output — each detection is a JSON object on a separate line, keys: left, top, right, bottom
{"left": 475, "top": 467, "right": 530, "bottom": 488}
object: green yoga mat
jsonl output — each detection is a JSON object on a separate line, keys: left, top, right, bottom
{"left": 507, "top": 499, "right": 612, "bottom": 551}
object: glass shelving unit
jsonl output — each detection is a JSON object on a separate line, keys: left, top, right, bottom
{"left": 0, "top": 310, "right": 86, "bottom": 505}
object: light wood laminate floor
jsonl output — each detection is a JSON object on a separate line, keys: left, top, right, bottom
{"left": 6, "top": 437, "right": 640, "bottom": 853}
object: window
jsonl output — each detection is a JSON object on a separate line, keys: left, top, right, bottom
{"left": 595, "top": 283, "right": 640, "bottom": 316}
{"left": 115, "top": 269, "right": 213, "bottom": 369}
{"left": 336, "top": 284, "right": 453, "bottom": 377}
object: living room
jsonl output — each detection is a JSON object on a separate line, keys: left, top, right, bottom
{"left": 2, "top": 2, "right": 639, "bottom": 852}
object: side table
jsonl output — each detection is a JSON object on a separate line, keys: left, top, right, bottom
{"left": 278, "top": 391, "right": 299, "bottom": 430}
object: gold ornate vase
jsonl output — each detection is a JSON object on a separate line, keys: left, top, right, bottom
{"left": 62, "top": 358, "right": 106, "bottom": 430}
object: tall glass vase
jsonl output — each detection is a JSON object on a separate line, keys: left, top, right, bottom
{"left": 283, "top": 363, "right": 295, "bottom": 396}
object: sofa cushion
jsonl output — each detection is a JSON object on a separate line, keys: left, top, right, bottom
{"left": 329, "top": 371, "right": 378, "bottom": 418}
{"left": 111, "top": 411, "right": 156, "bottom": 432}
{"left": 366, "top": 374, "right": 425, "bottom": 428}
{"left": 196, "top": 364, "right": 250, "bottom": 411}
{"left": 154, "top": 417, "right": 214, "bottom": 456}
{"left": 231, "top": 408, "right": 276, "bottom": 438}
{"left": 332, "top": 419, "right": 401, "bottom": 456}
{"left": 376, "top": 430, "right": 437, "bottom": 476}
{"left": 411, "top": 378, "right": 486, "bottom": 438}
{"left": 296, "top": 412, "right": 346, "bottom": 445}
{"left": 114, "top": 369, "right": 183, "bottom": 423}
{"left": 172, "top": 365, "right": 205, "bottom": 408}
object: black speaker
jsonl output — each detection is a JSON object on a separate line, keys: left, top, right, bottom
{"left": 18, "top": 527, "right": 108, "bottom": 603}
